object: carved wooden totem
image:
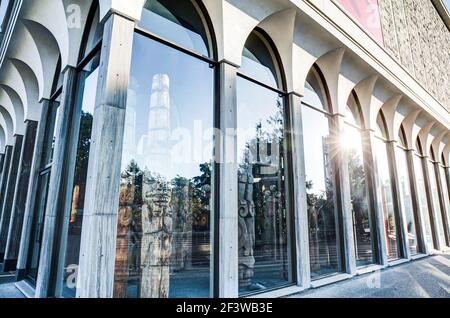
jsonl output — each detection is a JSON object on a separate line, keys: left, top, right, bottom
{"left": 140, "top": 172, "right": 173, "bottom": 298}
{"left": 113, "top": 172, "right": 134, "bottom": 298}
{"left": 171, "top": 177, "right": 192, "bottom": 272}
{"left": 238, "top": 165, "right": 256, "bottom": 288}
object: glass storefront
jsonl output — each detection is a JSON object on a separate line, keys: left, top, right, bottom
{"left": 236, "top": 30, "right": 292, "bottom": 296}
{"left": 374, "top": 137, "right": 399, "bottom": 260}
{"left": 302, "top": 74, "right": 341, "bottom": 279}
{"left": 439, "top": 165, "right": 450, "bottom": 237}
{"left": 344, "top": 102, "right": 374, "bottom": 267}
{"left": 413, "top": 154, "right": 433, "bottom": 251}
{"left": 395, "top": 146, "right": 418, "bottom": 255}
{"left": 427, "top": 159, "right": 446, "bottom": 248}
{"left": 62, "top": 59, "right": 100, "bottom": 297}
{"left": 113, "top": 32, "right": 214, "bottom": 298}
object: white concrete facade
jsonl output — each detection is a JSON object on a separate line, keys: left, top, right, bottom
{"left": 0, "top": 0, "right": 448, "bottom": 298}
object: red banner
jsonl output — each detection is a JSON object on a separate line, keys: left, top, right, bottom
{"left": 337, "top": 0, "right": 384, "bottom": 44}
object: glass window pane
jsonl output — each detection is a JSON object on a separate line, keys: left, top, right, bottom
{"left": 82, "top": 6, "right": 102, "bottom": 58}
{"left": 61, "top": 65, "right": 99, "bottom": 297}
{"left": 114, "top": 33, "right": 214, "bottom": 298}
{"left": 343, "top": 124, "right": 373, "bottom": 266}
{"left": 427, "top": 160, "right": 446, "bottom": 248}
{"left": 439, "top": 166, "right": 450, "bottom": 243}
{"left": 302, "top": 106, "right": 340, "bottom": 278}
{"left": 374, "top": 138, "right": 399, "bottom": 260}
{"left": 395, "top": 147, "right": 418, "bottom": 255}
{"left": 413, "top": 155, "right": 433, "bottom": 250}
{"left": 237, "top": 77, "right": 291, "bottom": 295}
{"left": 139, "top": 0, "right": 210, "bottom": 57}
{"left": 241, "top": 32, "right": 279, "bottom": 89}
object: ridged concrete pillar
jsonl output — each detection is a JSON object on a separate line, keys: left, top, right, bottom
{"left": 76, "top": 13, "right": 135, "bottom": 298}
{"left": 0, "top": 135, "right": 23, "bottom": 265}
{"left": 288, "top": 92, "right": 311, "bottom": 288}
{"left": 3, "top": 120, "right": 38, "bottom": 271}
{"left": 216, "top": 61, "right": 239, "bottom": 298}
{"left": 16, "top": 100, "right": 50, "bottom": 280}
{"left": 35, "top": 67, "right": 78, "bottom": 298}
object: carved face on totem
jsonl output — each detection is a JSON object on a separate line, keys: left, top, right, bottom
{"left": 142, "top": 172, "right": 171, "bottom": 219}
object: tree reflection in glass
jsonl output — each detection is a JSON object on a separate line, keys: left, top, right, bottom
{"left": 374, "top": 136, "right": 399, "bottom": 260}
{"left": 343, "top": 102, "right": 374, "bottom": 267}
{"left": 302, "top": 101, "right": 340, "bottom": 278}
{"left": 237, "top": 77, "right": 291, "bottom": 295}
{"left": 113, "top": 34, "right": 214, "bottom": 298}
{"left": 413, "top": 154, "right": 433, "bottom": 250}
{"left": 395, "top": 137, "right": 418, "bottom": 255}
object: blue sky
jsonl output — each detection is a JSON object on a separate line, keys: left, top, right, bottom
{"left": 445, "top": 0, "right": 450, "bottom": 12}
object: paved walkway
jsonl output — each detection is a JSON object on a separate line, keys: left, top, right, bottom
{"left": 289, "top": 254, "right": 450, "bottom": 298}
{"left": 0, "top": 282, "right": 24, "bottom": 298}
{"left": 0, "top": 254, "right": 449, "bottom": 298}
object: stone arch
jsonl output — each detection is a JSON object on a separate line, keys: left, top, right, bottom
{"left": 0, "top": 85, "right": 25, "bottom": 135}
{"left": 0, "top": 125, "right": 5, "bottom": 152}
{"left": 0, "top": 108, "right": 14, "bottom": 146}
{"left": 9, "top": 58, "right": 41, "bottom": 121}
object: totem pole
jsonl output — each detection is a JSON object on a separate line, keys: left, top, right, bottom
{"left": 238, "top": 164, "right": 256, "bottom": 288}
{"left": 171, "top": 177, "right": 192, "bottom": 272}
{"left": 140, "top": 172, "right": 173, "bottom": 298}
{"left": 113, "top": 171, "right": 134, "bottom": 298}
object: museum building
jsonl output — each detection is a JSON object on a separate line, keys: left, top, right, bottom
{"left": 0, "top": 0, "right": 448, "bottom": 298}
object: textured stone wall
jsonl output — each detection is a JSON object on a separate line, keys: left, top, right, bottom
{"left": 378, "top": 0, "right": 450, "bottom": 111}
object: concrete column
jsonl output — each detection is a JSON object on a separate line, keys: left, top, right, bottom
{"left": 405, "top": 149, "right": 428, "bottom": 254}
{"left": 0, "top": 145, "right": 13, "bottom": 261}
{"left": 288, "top": 93, "right": 310, "bottom": 288}
{"left": 76, "top": 13, "right": 135, "bottom": 298}
{"left": 334, "top": 115, "right": 356, "bottom": 275}
{"left": 421, "top": 156, "right": 442, "bottom": 251}
{"left": 16, "top": 100, "right": 50, "bottom": 280}
{"left": 361, "top": 130, "right": 388, "bottom": 266}
{"left": 216, "top": 61, "right": 239, "bottom": 298}
{"left": 0, "top": 135, "right": 23, "bottom": 265}
{"left": 3, "top": 120, "right": 38, "bottom": 271}
{"left": 386, "top": 141, "right": 410, "bottom": 260}
{"left": 35, "top": 67, "right": 78, "bottom": 298}
{"left": 433, "top": 161, "right": 450, "bottom": 246}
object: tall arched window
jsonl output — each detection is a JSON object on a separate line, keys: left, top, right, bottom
{"left": 25, "top": 56, "right": 63, "bottom": 285}
{"left": 114, "top": 0, "right": 216, "bottom": 298}
{"left": 303, "top": 66, "right": 342, "bottom": 278}
{"left": 374, "top": 113, "right": 400, "bottom": 260}
{"left": 395, "top": 126, "right": 419, "bottom": 255}
{"left": 412, "top": 138, "right": 434, "bottom": 251}
{"left": 236, "top": 29, "right": 293, "bottom": 295}
{"left": 343, "top": 91, "right": 374, "bottom": 266}
{"left": 427, "top": 148, "right": 447, "bottom": 248}
{"left": 59, "top": 1, "right": 103, "bottom": 297}
{"left": 438, "top": 154, "right": 450, "bottom": 244}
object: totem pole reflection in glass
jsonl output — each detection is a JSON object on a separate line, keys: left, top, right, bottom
{"left": 237, "top": 77, "right": 291, "bottom": 295}
{"left": 113, "top": 34, "right": 213, "bottom": 298}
